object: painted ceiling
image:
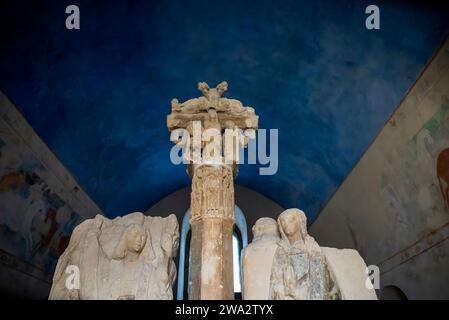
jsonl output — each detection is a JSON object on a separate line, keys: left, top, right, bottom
{"left": 1, "top": 0, "right": 448, "bottom": 221}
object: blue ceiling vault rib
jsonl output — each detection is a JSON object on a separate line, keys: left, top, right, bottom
{"left": 1, "top": 0, "right": 448, "bottom": 219}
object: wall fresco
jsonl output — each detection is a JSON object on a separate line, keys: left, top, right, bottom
{"left": 437, "top": 147, "right": 449, "bottom": 210}
{"left": 310, "top": 39, "right": 449, "bottom": 299}
{"left": 0, "top": 92, "right": 101, "bottom": 295}
{"left": 0, "top": 134, "right": 81, "bottom": 273}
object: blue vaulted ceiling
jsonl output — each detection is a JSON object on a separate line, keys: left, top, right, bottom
{"left": 0, "top": 0, "right": 448, "bottom": 220}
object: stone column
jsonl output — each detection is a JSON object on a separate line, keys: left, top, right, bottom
{"left": 167, "top": 81, "right": 258, "bottom": 300}
{"left": 189, "top": 164, "right": 235, "bottom": 299}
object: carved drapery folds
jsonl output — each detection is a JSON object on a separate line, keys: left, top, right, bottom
{"left": 49, "top": 212, "right": 179, "bottom": 300}
{"left": 269, "top": 209, "right": 331, "bottom": 300}
{"left": 242, "top": 209, "right": 377, "bottom": 300}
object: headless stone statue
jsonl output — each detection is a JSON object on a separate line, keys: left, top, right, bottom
{"left": 241, "top": 218, "right": 280, "bottom": 299}
{"left": 48, "top": 212, "right": 179, "bottom": 300}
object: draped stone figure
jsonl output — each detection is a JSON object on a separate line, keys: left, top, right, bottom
{"left": 242, "top": 208, "right": 377, "bottom": 300}
{"left": 241, "top": 218, "right": 280, "bottom": 300}
{"left": 269, "top": 209, "right": 334, "bottom": 300}
{"left": 48, "top": 212, "right": 179, "bottom": 300}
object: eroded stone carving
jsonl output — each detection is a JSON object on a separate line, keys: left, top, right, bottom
{"left": 48, "top": 212, "right": 179, "bottom": 300}
{"left": 269, "top": 209, "right": 332, "bottom": 300}
{"left": 191, "top": 165, "right": 234, "bottom": 222}
{"left": 167, "top": 81, "right": 258, "bottom": 134}
{"left": 242, "top": 217, "right": 280, "bottom": 300}
{"left": 322, "top": 247, "right": 378, "bottom": 300}
{"left": 243, "top": 208, "right": 377, "bottom": 300}
{"left": 167, "top": 82, "right": 258, "bottom": 300}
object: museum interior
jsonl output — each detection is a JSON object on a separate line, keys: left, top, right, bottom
{"left": 0, "top": 0, "right": 449, "bottom": 300}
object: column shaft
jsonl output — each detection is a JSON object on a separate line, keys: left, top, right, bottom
{"left": 188, "top": 164, "right": 235, "bottom": 300}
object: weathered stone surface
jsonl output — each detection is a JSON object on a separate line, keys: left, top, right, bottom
{"left": 188, "top": 164, "right": 235, "bottom": 300}
{"left": 322, "top": 247, "right": 377, "bottom": 300}
{"left": 48, "top": 212, "right": 179, "bottom": 300}
{"left": 167, "top": 82, "right": 258, "bottom": 300}
{"left": 242, "top": 217, "right": 280, "bottom": 300}
{"left": 189, "top": 216, "right": 235, "bottom": 300}
{"left": 167, "top": 81, "right": 258, "bottom": 133}
{"left": 243, "top": 208, "right": 377, "bottom": 300}
{"left": 269, "top": 209, "right": 332, "bottom": 300}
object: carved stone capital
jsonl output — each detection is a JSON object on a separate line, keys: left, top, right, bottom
{"left": 167, "top": 81, "right": 258, "bottom": 133}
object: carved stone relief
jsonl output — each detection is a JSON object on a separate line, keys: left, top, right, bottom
{"left": 190, "top": 165, "right": 234, "bottom": 222}
{"left": 49, "top": 212, "right": 179, "bottom": 300}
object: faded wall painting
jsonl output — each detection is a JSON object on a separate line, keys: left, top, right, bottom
{"left": 310, "top": 39, "right": 449, "bottom": 299}
{"left": 0, "top": 93, "right": 101, "bottom": 278}
{"left": 379, "top": 103, "right": 449, "bottom": 250}
{"left": 437, "top": 147, "right": 449, "bottom": 210}
{"left": 0, "top": 129, "right": 81, "bottom": 272}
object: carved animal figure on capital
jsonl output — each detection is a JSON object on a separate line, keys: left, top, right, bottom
{"left": 168, "top": 81, "right": 258, "bottom": 132}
